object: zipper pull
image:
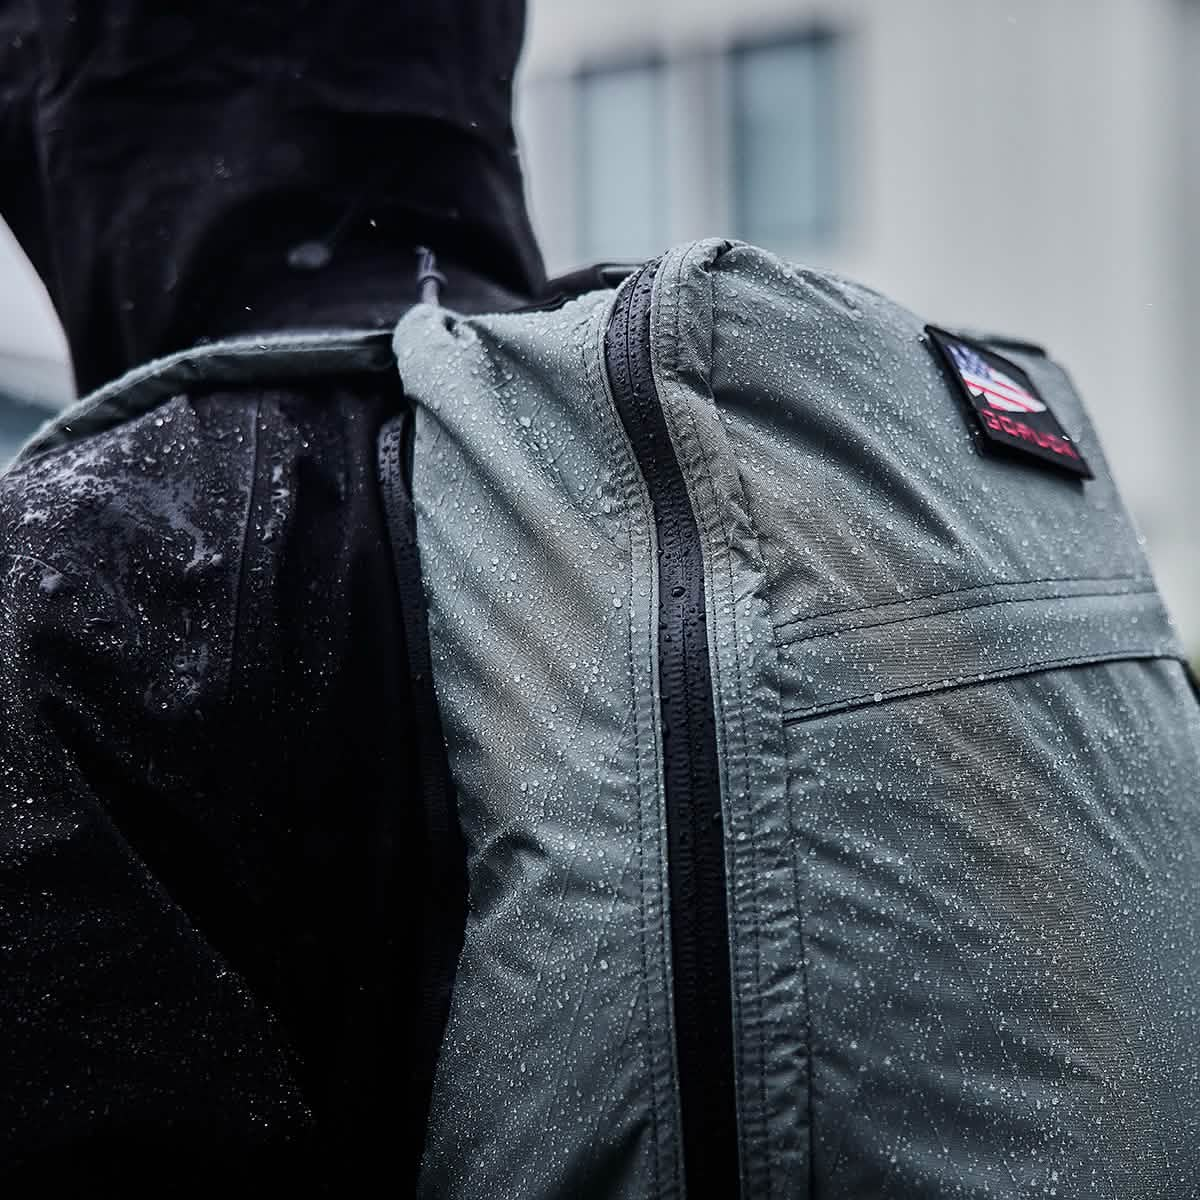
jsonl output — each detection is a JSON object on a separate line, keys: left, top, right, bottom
{"left": 415, "top": 246, "right": 447, "bottom": 307}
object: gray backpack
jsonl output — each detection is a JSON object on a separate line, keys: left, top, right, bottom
{"left": 15, "top": 238, "right": 1198, "bottom": 1197}
{"left": 396, "top": 239, "right": 1200, "bottom": 1198}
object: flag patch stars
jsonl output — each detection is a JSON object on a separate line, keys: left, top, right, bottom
{"left": 926, "top": 326, "right": 1092, "bottom": 479}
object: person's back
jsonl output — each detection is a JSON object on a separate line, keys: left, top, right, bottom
{"left": 0, "top": 2, "right": 540, "bottom": 1193}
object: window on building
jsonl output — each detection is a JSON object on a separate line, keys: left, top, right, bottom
{"left": 731, "top": 33, "right": 840, "bottom": 252}
{"left": 576, "top": 61, "right": 665, "bottom": 262}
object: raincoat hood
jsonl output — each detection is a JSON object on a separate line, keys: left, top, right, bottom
{"left": 1, "top": 0, "right": 544, "bottom": 394}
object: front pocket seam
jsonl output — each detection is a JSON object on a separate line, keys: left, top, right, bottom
{"left": 782, "top": 645, "right": 1178, "bottom": 723}
{"left": 774, "top": 574, "right": 1155, "bottom": 641}
{"left": 776, "top": 581, "right": 1158, "bottom": 650}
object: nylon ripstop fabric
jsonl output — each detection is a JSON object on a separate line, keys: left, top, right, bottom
{"left": 395, "top": 239, "right": 1200, "bottom": 1198}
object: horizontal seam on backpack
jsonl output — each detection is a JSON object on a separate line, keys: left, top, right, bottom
{"left": 772, "top": 573, "right": 1153, "bottom": 638}
{"left": 774, "top": 579, "right": 1158, "bottom": 648}
{"left": 781, "top": 645, "right": 1180, "bottom": 723}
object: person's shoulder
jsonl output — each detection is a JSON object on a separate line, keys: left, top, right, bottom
{"left": 0, "top": 390, "right": 260, "bottom": 579}
{"left": 0, "top": 329, "right": 401, "bottom": 632}
{"left": 0, "top": 390, "right": 269, "bottom": 725}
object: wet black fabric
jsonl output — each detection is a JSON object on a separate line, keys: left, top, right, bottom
{"left": 0, "top": 369, "right": 465, "bottom": 1194}
{"left": 0, "top": 4, "right": 51, "bottom": 289}
{"left": 0, "top": 0, "right": 544, "bottom": 393}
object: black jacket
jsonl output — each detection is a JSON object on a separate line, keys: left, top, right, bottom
{"left": 0, "top": 4, "right": 544, "bottom": 1189}
{"left": 0, "top": 336, "right": 467, "bottom": 1194}
{"left": 0, "top": 0, "right": 544, "bottom": 393}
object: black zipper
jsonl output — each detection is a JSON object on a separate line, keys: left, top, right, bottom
{"left": 604, "top": 263, "right": 741, "bottom": 1197}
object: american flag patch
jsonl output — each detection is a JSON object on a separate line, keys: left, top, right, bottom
{"left": 925, "top": 326, "right": 1092, "bottom": 479}
{"left": 944, "top": 341, "right": 1046, "bottom": 414}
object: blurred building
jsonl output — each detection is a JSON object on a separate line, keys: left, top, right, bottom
{"left": 0, "top": 224, "right": 72, "bottom": 462}
{"left": 0, "top": 0, "right": 1195, "bottom": 644}
{"left": 519, "top": 0, "right": 1200, "bottom": 648}
{"left": 0, "top": 370, "right": 61, "bottom": 464}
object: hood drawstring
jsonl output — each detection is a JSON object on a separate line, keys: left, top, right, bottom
{"left": 415, "top": 247, "right": 447, "bottom": 307}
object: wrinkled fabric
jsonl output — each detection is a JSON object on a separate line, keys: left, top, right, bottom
{"left": 395, "top": 296, "right": 684, "bottom": 1198}
{"left": 661, "top": 241, "right": 1200, "bottom": 1196}
{"left": 397, "top": 239, "right": 1200, "bottom": 1197}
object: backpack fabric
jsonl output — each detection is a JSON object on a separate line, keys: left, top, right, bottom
{"left": 394, "top": 239, "right": 1200, "bottom": 1198}
{"left": 3, "top": 239, "right": 1199, "bottom": 1198}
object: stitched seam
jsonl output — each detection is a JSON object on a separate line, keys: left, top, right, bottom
{"left": 781, "top": 646, "right": 1179, "bottom": 723}
{"left": 665, "top": 249, "right": 768, "bottom": 1200}
{"left": 616, "top": 318, "right": 661, "bottom": 1200}
{"left": 592, "top": 293, "right": 667, "bottom": 1198}
{"left": 652, "top": 258, "right": 691, "bottom": 1195}
{"left": 712, "top": 259, "right": 772, "bottom": 1200}
{"left": 785, "top": 690, "right": 819, "bottom": 1197}
{"left": 749, "top": 548, "right": 820, "bottom": 1191}
{"left": 776, "top": 584, "right": 1159, "bottom": 650}
{"left": 654, "top": 261, "right": 683, "bottom": 1194}
{"left": 773, "top": 573, "right": 1154, "bottom": 638}
{"left": 43, "top": 336, "right": 390, "bottom": 425}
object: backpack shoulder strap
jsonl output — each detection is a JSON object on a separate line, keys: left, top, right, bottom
{"left": 15, "top": 328, "right": 395, "bottom": 465}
